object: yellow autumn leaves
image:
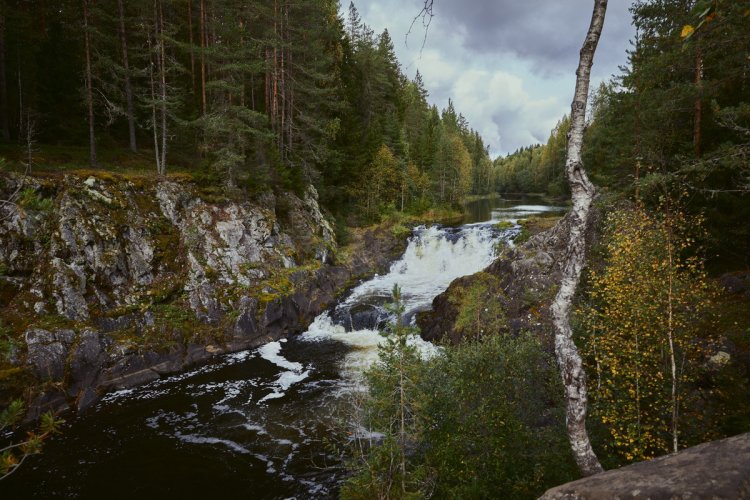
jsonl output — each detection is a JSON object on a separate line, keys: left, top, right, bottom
{"left": 680, "top": 25, "right": 696, "bottom": 39}
{"left": 577, "top": 206, "right": 718, "bottom": 462}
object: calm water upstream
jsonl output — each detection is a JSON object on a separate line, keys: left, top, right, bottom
{"left": 2, "top": 200, "right": 564, "bottom": 499}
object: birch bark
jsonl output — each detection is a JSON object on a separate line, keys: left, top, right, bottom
{"left": 550, "top": 0, "right": 607, "bottom": 477}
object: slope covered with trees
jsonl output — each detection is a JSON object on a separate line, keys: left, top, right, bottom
{"left": 496, "top": 0, "right": 750, "bottom": 265}
{"left": 0, "top": 1, "right": 492, "bottom": 223}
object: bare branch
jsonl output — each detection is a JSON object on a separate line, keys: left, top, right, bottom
{"left": 406, "top": 0, "right": 434, "bottom": 53}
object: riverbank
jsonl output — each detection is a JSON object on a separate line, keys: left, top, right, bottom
{"left": 0, "top": 170, "right": 410, "bottom": 419}
{"left": 0, "top": 205, "right": 509, "bottom": 498}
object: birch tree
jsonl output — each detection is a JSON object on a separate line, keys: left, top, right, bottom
{"left": 550, "top": 0, "right": 607, "bottom": 477}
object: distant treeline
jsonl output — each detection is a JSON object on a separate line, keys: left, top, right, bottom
{"left": 494, "top": 0, "right": 750, "bottom": 265}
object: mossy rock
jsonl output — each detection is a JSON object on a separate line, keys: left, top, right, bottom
{"left": 493, "top": 220, "right": 515, "bottom": 230}
{"left": 447, "top": 272, "right": 510, "bottom": 340}
{"left": 514, "top": 216, "right": 561, "bottom": 245}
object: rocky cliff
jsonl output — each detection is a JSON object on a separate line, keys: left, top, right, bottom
{"left": 0, "top": 172, "right": 404, "bottom": 417}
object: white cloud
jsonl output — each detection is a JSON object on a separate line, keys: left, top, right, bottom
{"left": 349, "top": 0, "right": 635, "bottom": 157}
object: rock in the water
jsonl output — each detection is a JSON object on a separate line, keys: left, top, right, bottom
{"left": 540, "top": 432, "right": 750, "bottom": 499}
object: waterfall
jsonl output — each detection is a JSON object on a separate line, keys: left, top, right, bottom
{"left": 301, "top": 223, "right": 513, "bottom": 378}
{"left": 12, "top": 203, "right": 567, "bottom": 499}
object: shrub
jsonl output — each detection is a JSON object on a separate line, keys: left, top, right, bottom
{"left": 18, "top": 187, "right": 53, "bottom": 211}
{"left": 578, "top": 205, "right": 719, "bottom": 462}
{"left": 343, "top": 287, "right": 577, "bottom": 499}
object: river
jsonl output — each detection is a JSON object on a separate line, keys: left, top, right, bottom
{"left": 2, "top": 199, "right": 565, "bottom": 499}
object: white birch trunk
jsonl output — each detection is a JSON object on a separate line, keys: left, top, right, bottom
{"left": 550, "top": 0, "right": 607, "bottom": 477}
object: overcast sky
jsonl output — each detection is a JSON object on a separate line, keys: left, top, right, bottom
{"left": 349, "top": 0, "right": 636, "bottom": 157}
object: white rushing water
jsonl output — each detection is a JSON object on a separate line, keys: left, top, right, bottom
{"left": 9, "top": 204, "right": 569, "bottom": 499}
{"left": 301, "top": 223, "right": 512, "bottom": 378}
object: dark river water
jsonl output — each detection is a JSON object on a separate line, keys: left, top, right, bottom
{"left": 1, "top": 198, "right": 565, "bottom": 499}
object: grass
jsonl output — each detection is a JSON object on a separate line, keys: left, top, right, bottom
{"left": 514, "top": 216, "right": 562, "bottom": 245}
{"left": 0, "top": 143, "right": 199, "bottom": 176}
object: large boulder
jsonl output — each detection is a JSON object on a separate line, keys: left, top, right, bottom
{"left": 541, "top": 432, "right": 750, "bottom": 499}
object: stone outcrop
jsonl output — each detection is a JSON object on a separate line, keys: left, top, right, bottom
{"left": 418, "top": 212, "right": 579, "bottom": 346}
{"left": 540, "top": 432, "right": 750, "bottom": 499}
{"left": 0, "top": 172, "right": 405, "bottom": 417}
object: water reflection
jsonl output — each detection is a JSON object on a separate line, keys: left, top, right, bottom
{"left": 463, "top": 195, "right": 567, "bottom": 224}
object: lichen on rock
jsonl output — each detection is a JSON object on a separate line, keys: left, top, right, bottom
{"left": 0, "top": 171, "right": 398, "bottom": 417}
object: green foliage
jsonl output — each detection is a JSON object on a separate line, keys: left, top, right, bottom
{"left": 449, "top": 272, "right": 508, "bottom": 339}
{"left": 581, "top": 0, "right": 750, "bottom": 263}
{"left": 18, "top": 188, "right": 53, "bottom": 212}
{"left": 494, "top": 116, "right": 570, "bottom": 196}
{"left": 390, "top": 223, "right": 411, "bottom": 240}
{"left": 344, "top": 288, "right": 577, "bottom": 499}
{"left": 419, "top": 334, "right": 577, "bottom": 498}
{"left": 0, "top": 400, "right": 63, "bottom": 480}
{"left": 342, "top": 285, "right": 432, "bottom": 499}
{"left": 493, "top": 220, "right": 514, "bottom": 230}
{"left": 0, "top": 0, "right": 496, "bottom": 223}
{"left": 333, "top": 214, "right": 352, "bottom": 247}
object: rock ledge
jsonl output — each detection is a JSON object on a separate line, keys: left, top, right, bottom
{"left": 541, "top": 432, "right": 750, "bottom": 499}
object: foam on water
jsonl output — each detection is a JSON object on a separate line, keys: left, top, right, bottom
{"left": 301, "top": 223, "right": 502, "bottom": 381}
{"left": 258, "top": 341, "right": 305, "bottom": 372}
{"left": 340, "top": 224, "right": 500, "bottom": 312}
{"left": 258, "top": 341, "right": 310, "bottom": 402}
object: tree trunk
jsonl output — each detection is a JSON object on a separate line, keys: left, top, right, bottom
{"left": 693, "top": 46, "right": 703, "bottom": 158}
{"left": 187, "top": 0, "right": 195, "bottom": 93}
{"left": 199, "top": 0, "right": 207, "bottom": 115}
{"left": 665, "top": 208, "right": 679, "bottom": 453}
{"left": 117, "top": 0, "right": 137, "bottom": 152}
{"left": 17, "top": 52, "right": 22, "bottom": 140}
{"left": 148, "top": 15, "right": 160, "bottom": 175}
{"left": 0, "top": 11, "right": 9, "bottom": 142}
{"left": 158, "top": 0, "right": 167, "bottom": 176}
{"left": 82, "top": 0, "right": 97, "bottom": 167}
{"left": 279, "top": 0, "right": 285, "bottom": 159}
{"left": 550, "top": 0, "right": 607, "bottom": 477}
{"left": 283, "top": 1, "right": 293, "bottom": 161}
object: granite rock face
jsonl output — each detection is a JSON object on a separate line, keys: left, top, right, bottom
{"left": 0, "top": 172, "right": 403, "bottom": 417}
{"left": 540, "top": 432, "right": 750, "bottom": 499}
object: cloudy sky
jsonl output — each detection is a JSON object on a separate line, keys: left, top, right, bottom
{"left": 349, "top": 0, "right": 636, "bottom": 157}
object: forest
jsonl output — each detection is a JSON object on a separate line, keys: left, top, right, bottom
{"left": 0, "top": 0, "right": 493, "bottom": 223}
{"left": 494, "top": 0, "right": 750, "bottom": 269}
{"left": 0, "top": 0, "right": 749, "bottom": 498}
